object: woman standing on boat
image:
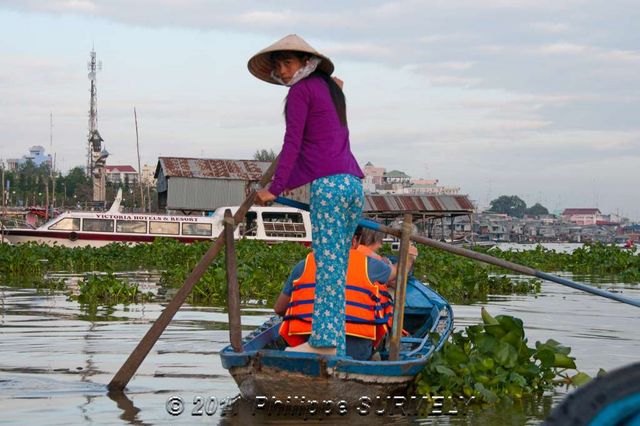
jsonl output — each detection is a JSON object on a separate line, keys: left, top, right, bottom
{"left": 250, "top": 34, "right": 364, "bottom": 356}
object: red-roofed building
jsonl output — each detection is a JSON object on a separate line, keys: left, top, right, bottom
{"left": 105, "top": 165, "right": 139, "bottom": 185}
{"left": 562, "top": 208, "right": 601, "bottom": 225}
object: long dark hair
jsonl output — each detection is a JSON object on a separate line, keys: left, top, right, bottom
{"left": 312, "top": 70, "right": 347, "bottom": 126}
{"left": 271, "top": 51, "right": 348, "bottom": 126}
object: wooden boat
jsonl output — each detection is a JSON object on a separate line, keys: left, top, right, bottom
{"left": 220, "top": 276, "right": 453, "bottom": 402}
{"left": 2, "top": 204, "right": 311, "bottom": 247}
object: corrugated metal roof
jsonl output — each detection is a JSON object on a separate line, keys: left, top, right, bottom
{"left": 364, "top": 194, "right": 474, "bottom": 214}
{"left": 106, "top": 165, "right": 137, "bottom": 173}
{"left": 157, "top": 157, "right": 271, "bottom": 180}
{"left": 562, "top": 208, "right": 601, "bottom": 215}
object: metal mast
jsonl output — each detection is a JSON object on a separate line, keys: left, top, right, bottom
{"left": 87, "top": 47, "right": 108, "bottom": 203}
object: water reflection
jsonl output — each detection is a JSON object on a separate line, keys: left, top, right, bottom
{"left": 108, "top": 391, "right": 149, "bottom": 426}
{"left": 0, "top": 268, "right": 639, "bottom": 425}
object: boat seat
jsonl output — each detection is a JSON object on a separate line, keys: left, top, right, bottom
{"left": 401, "top": 337, "right": 431, "bottom": 353}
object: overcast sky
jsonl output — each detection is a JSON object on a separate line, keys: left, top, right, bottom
{"left": 0, "top": 1, "right": 638, "bottom": 218}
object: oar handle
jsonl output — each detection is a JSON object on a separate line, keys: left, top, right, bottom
{"left": 275, "top": 196, "right": 640, "bottom": 309}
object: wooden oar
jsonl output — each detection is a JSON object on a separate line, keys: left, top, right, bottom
{"left": 107, "top": 159, "right": 279, "bottom": 392}
{"left": 275, "top": 196, "right": 640, "bottom": 309}
{"left": 224, "top": 209, "right": 243, "bottom": 352}
{"left": 388, "top": 214, "right": 412, "bottom": 361}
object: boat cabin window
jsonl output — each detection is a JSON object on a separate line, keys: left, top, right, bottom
{"left": 48, "top": 217, "right": 80, "bottom": 231}
{"left": 238, "top": 212, "right": 258, "bottom": 237}
{"left": 149, "top": 221, "right": 179, "bottom": 235}
{"left": 262, "top": 212, "right": 306, "bottom": 238}
{"left": 116, "top": 220, "right": 147, "bottom": 234}
{"left": 182, "top": 223, "right": 212, "bottom": 236}
{"left": 82, "top": 218, "right": 114, "bottom": 232}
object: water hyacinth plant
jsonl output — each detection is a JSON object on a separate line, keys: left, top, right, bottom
{"left": 72, "top": 273, "right": 154, "bottom": 305}
{"left": 416, "top": 308, "right": 593, "bottom": 404}
{"left": 1, "top": 239, "right": 544, "bottom": 306}
{"left": 381, "top": 245, "right": 542, "bottom": 304}
{"left": 484, "top": 243, "right": 640, "bottom": 282}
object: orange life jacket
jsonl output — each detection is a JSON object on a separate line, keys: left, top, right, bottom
{"left": 355, "top": 245, "right": 395, "bottom": 339}
{"left": 279, "top": 249, "right": 388, "bottom": 346}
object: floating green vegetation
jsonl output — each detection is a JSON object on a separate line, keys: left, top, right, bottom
{"left": 34, "top": 277, "right": 66, "bottom": 293}
{"left": 0, "top": 239, "right": 310, "bottom": 306}
{"left": 70, "top": 273, "right": 154, "bottom": 305}
{"left": 7, "top": 240, "right": 635, "bottom": 307}
{"left": 485, "top": 243, "right": 640, "bottom": 282}
{"left": 158, "top": 239, "right": 311, "bottom": 306}
{"left": 417, "top": 308, "right": 594, "bottom": 404}
{"left": 0, "top": 239, "right": 544, "bottom": 306}
{"left": 381, "top": 246, "right": 542, "bottom": 304}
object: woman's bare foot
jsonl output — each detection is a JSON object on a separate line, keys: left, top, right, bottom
{"left": 285, "top": 342, "right": 337, "bottom": 356}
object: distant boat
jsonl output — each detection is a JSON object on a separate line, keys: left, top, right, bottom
{"left": 2, "top": 191, "right": 312, "bottom": 247}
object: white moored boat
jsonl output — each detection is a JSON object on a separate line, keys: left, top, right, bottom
{"left": 2, "top": 202, "right": 311, "bottom": 248}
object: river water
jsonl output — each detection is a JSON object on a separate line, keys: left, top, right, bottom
{"left": 1, "top": 245, "right": 639, "bottom": 425}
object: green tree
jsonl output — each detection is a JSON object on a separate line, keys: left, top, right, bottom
{"left": 253, "top": 149, "right": 277, "bottom": 161}
{"left": 525, "top": 203, "right": 549, "bottom": 216}
{"left": 488, "top": 195, "right": 527, "bottom": 218}
{"left": 60, "top": 166, "right": 91, "bottom": 203}
{"left": 10, "top": 161, "right": 51, "bottom": 206}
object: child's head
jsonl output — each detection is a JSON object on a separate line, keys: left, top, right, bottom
{"left": 359, "top": 228, "right": 385, "bottom": 251}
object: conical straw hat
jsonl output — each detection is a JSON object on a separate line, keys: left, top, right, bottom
{"left": 247, "top": 34, "right": 334, "bottom": 85}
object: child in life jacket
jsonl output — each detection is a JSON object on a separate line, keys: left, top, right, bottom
{"left": 274, "top": 229, "right": 392, "bottom": 360}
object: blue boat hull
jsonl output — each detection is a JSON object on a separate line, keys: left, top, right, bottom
{"left": 220, "top": 277, "right": 453, "bottom": 401}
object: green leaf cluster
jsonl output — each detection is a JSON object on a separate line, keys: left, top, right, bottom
{"left": 0, "top": 238, "right": 310, "bottom": 307}
{"left": 484, "top": 243, "right": 640, "bottom": 282}
{"left": 391, "top": 245, "right": 542, "bottom": 304}
{"left": 2, "top": 239, "right": 540, "bottom": 306}
{"left": 417, "top": 308, "right": 591, "bottom": 404}
{"left": 3, "top": 239, "right": 634, "bottom": 309}
{"left": 71, "top": 273, "right": 154, "bottom": 305}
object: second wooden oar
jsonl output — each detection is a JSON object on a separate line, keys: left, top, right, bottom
{"left": 107, "top": 158, "right": 279, "bottom": 392}
{"left": 275, "top": 196, "right": 640, "bottom": 309}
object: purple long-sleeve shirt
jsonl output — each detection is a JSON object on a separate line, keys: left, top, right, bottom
{"left": 268, "top": 75, "right": 364, "bottom": 196}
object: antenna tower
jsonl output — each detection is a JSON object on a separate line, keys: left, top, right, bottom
{"left": 86, "top": 47, "right": 108, "bottom": 203}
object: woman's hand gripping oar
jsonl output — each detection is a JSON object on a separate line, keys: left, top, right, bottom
{"left": 107, "top": 157, "right": 279, "bottom": 392}
{"left": 275, "top": 196, "right": 640, "bottom": 309}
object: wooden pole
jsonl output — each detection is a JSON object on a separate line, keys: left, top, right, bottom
{"left": 1, "top": 165, "right": 5, "bottom": 216}
{"left": 45, "top": 181, "right": 49, "bottom": 221}
{"left": 449, "top": 215, "right": 454, "bottom": 242}
{"left": 1, "top": 164, "right": 4, "bottom": 243}
{"left": 107, "top": 157, "right": 279, "bottom": 391}
{"left": 470, "top": 213, "right": 475, "bottom": 247}
{"left": 224, "top": 209, "right": 243, "bottom": 352}
{"left": 134, "top": 107, "right": 145, "bottom": 212}
{"left": 51, "top": 153, "right": 56, "bottom": 209}
{"left": 388, "top": 214, "right": 413, "bottom": 361}
{"left": 146, "top": 183, "right": 151, "bottom": 212}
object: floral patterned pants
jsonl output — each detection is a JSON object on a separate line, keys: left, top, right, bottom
{"left": 307, "top": 174, "right": 364, "bottom": 355}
